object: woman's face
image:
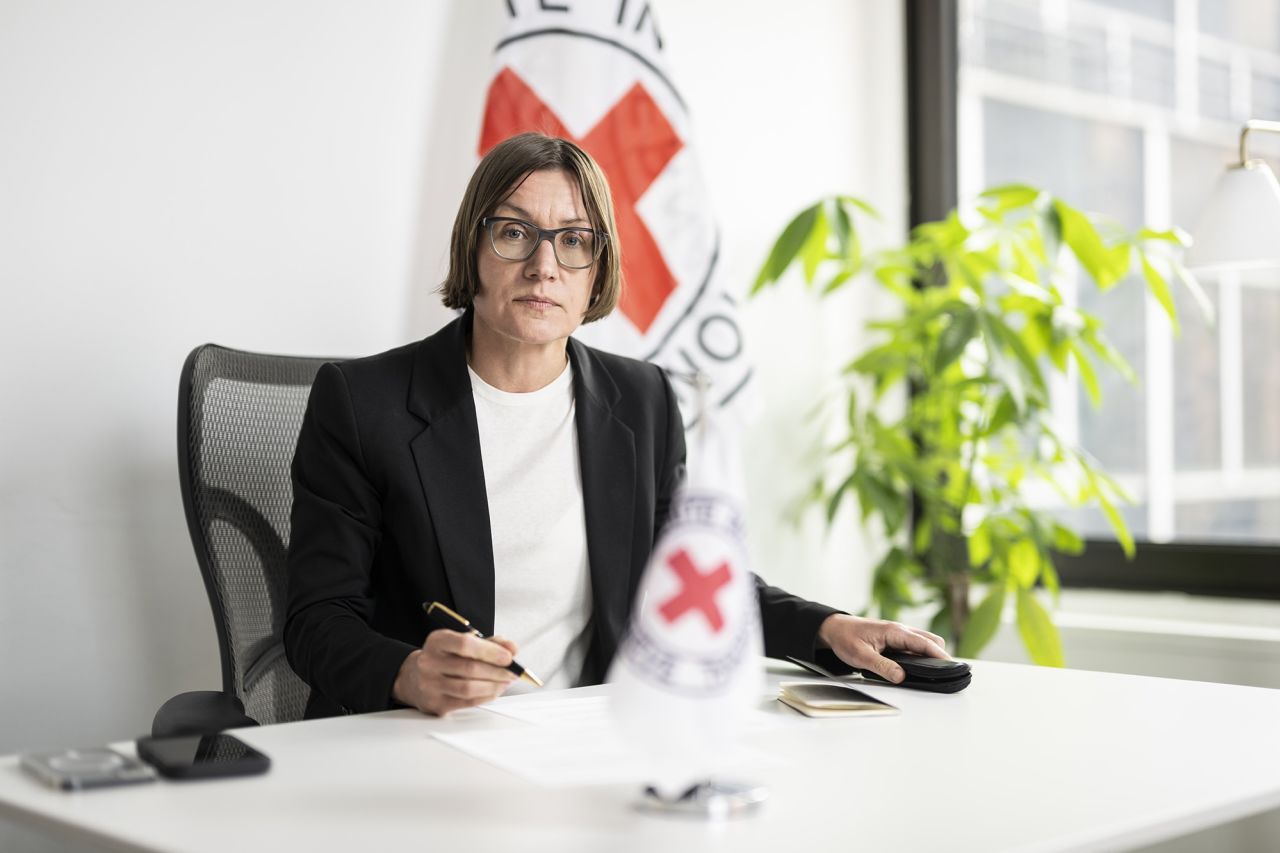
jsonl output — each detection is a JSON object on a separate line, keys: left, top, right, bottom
{"left": 472, "top": 168, "right": 597, "bottom": 354}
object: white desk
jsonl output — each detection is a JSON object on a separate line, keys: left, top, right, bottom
{"left": 2, "top": 660, "right": 1279, "bottom": 853}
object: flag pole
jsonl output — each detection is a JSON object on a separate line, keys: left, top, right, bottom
{"left": 692, "top": 369, "right": 711, "bottom": 451}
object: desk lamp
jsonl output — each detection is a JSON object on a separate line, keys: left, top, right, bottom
{"left": 1186, "top": 119, "right": 1280, "bottom": 271}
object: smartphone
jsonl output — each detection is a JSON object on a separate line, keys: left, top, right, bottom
{"left": 20, "top": 747, "right": 157, "bottom": 791}
{"left": 134, "top": 732, "right": 270, "bottom": 780}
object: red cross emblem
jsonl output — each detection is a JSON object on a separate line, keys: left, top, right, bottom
{"left": 479, "top": 67, "right": 684, "bottom": 334}
{"left": 658, "top": 549, "right": 732, "bottom": 633}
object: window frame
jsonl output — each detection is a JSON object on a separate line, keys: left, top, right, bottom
{"left": 904, "top": 0, "right": 1280, "bottom": 601}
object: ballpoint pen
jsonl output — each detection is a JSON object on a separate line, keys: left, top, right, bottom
{"left": 422, "top": 601, "right": 544, "bottom": 687}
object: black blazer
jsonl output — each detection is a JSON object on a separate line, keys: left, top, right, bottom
{"left": 285, "top": 312, "right": 839, "bottom": 718}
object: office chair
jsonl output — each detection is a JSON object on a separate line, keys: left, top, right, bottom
{"left": 152, "top": 344, "right": 334, "bottom": 737}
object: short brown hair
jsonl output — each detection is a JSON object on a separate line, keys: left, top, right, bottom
{"left": 440, "top": 133, "right": 621, "bottom": 323}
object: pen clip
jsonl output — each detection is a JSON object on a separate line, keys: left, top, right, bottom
{"left": 423, "top": 601, "right": 479, "bottom": 634}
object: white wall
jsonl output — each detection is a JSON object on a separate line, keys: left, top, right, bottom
{"left": 665, "top": 1, "right": 907, "bottom": 614}
{"left": 0, "top": 0, "right": 905, "bottom": 756}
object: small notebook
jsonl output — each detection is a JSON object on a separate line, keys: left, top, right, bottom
{"left": 777, "top": 681, "right": 900, "bottom": 718}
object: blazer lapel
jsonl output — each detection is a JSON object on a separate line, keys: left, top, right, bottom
{"left": 569, "top": 339, "right": 636, "bottom": 659}
{"left": 406, "top": 314, "right": 497, "bottom": 635}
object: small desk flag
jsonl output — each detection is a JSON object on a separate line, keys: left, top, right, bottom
{"left": 607, "top": 388, "right": 764, "bottom": 797}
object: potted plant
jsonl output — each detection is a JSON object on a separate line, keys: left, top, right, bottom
{"left": 752, "top": 186, "right": 1209, "bottom": 664}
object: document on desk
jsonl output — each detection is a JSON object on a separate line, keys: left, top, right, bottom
{"left": 484, "top": 694, "right": 782, "bottom": 731}
{"left": 432, "top": 693, "right": 785, "bottom": 787}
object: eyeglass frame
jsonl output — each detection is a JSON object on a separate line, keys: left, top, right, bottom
{"left": 479, "top": 216, "right": 608, "bottom": 270}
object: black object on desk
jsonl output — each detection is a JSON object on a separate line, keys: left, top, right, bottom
{"left": 136, "top": 733, "right": 270, "bottom": 780}
{"left": 789, "top": 650, "right": 972, "bottom": 693}
{"left": 860, "top": 650, "right": 972, "bottom": 693}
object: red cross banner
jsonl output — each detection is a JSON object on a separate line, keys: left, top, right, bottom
{"left": 608, "top": 411, "right": 764, "bottom": 795}
{"left": 479, "top": 0, "right": 753, "bottom": 430}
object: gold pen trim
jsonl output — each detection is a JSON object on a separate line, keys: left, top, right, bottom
{"left": 423, "top": 600, "right": 545, "bottom": 688}
{"left": 424, "top": 601, "right": 473, "bottom": 631}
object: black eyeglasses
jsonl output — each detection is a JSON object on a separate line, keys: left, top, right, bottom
{"left": 480, "top": 216, "right": 606, "bottom": 269}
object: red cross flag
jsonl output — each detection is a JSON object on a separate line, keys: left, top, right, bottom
{"left": 607, "top": 406, "right": 764, "bottom": 796}
{"left": 479, "top": 0, "right": 754, "bottom": 432}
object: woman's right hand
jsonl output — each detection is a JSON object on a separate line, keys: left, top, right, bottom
{"left": 392, "top": 629, "right": 519, "bottom": 716}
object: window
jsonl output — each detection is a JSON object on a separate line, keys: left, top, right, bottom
{"left": 892, "top": 0, "right": 1280, "bottom": 596}
{"left": 957, "top": 0, "right": 1280, "bottom": 563}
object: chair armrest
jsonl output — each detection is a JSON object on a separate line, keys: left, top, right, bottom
{"left": 151, "top": 691, "right": 259, "bottom": 737}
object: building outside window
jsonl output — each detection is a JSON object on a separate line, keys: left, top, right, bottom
{"left": 958, "top": 0, "right": 1280, "bottom": 551}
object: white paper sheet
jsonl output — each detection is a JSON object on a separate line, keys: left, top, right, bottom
{"left": 432, "top": 693, "right": 784, "bottom": 787}
{"left": 484, "top": 693, "right": 785, "bottom": 731}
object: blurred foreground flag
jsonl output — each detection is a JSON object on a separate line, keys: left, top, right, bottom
{"left": 608, "top": 402, "right": 764, "bottom": 798}
{"left": 479, "top": 0, "right": 754, "bottom": 433}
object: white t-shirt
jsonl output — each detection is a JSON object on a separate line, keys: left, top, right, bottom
{"left": 468, "top": 360, "right": 593, "bottom": 691}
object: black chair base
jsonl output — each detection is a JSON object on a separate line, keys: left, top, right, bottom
{"left": 152, "top": 690, "right": 259, "bottom": 738}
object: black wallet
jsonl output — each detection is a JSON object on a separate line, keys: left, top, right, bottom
{"left": 857, "top": 650, "right": 972, "bottom": 693}
{"left": 789, "top": 651, "right": 973, "bottom": 693}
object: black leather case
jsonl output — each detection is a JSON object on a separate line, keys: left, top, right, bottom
{"left": 856, "top": 650, "right": 972, "bottom": 693}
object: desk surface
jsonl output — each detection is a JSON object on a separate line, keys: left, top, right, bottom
{"left": 2, "top": 660, "right": 1279, "bottom": 853}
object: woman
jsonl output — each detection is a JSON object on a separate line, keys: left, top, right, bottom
{"left": 284, "top": 132, "right": 947, "bottom": 719}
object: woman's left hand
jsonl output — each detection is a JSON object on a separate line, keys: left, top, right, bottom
{"left": 817, "top": 614, "right": 950, "bottom": 684}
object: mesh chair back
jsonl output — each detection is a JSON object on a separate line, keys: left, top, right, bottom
{"left": 179, "top": 344, "right": 332, "bottom": 725}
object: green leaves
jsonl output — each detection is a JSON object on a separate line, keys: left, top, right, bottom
{"left": 1071, "top": 341, "right": 1102, "bottom": 407}
{"left": 968, "top": 523, "right": 992, "bottom": 567}
{"left": 1081, "top": 460, "right": 1135, "bottom": 557}
{"left": 1016, "top": 589, "right": 1064, "bottom": 667}
{"left": 983, "top": 311, "right": 1049, "bottom": 409}
{"left": 801, "top": 207, "right": 831, "bottom": 283}
{"left": 753, "top": 203, "right": 819, "bottom": 294}
{"left": 826, "top": 472, "right": 856, "bottom": 525}
{"left": 957, "top": 583, "right": 1005, "bottom": 658}
{"left": 1137, "top": 226, "right": 1190, "bottom": 246}
{"left": 751, "top": 196, "right": 878, "bottom": 295}
{"left": 1172, "top": 260, "right": 1215, "bottom": 325}
{"left": 870, "top": 547, "right": 922, "bottom": 621}
{"left": 979, "top": 184, "right": 1044, "bottom": 214}
{"left": 851, "top": 465, "right": 909, "bottom": 536}
{"left": 1140, "top": 253, "right": 1179, "bottom": 335}
{"left": 1006, "top": 539, "right": 1041, "bottom": 588}
{"left": 934, "top": 307, "right": 978, "bottom": 374}
{"left": 747, "top": 183, "right": 1193, "bottom": 667}
{"left": 1050, "top": 522, "right": 1084, "bottom": 555}
{"left": 1052, "top": 200, "right": 1130, "bottom": 289}
{"left": 954, "top": 579, "right": 1065, "bottom": 664}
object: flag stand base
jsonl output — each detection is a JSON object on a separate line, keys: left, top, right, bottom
{"left": 638, "top": 779, "right": 768, "bottom": 819}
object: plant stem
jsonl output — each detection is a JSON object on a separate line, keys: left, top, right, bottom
{"left": 948, "top": 571, "right": 971, "bottom": 643}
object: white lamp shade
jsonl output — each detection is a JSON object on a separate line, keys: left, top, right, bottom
{"left": 1186, "top": 160, "right": 1280, "bottom": 271}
